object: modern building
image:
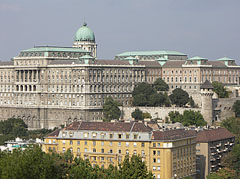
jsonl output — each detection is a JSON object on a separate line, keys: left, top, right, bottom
{"left": 43, "top": 121, "right": 197, "bottom": 179}
{"left": 195, "top": 127, "right": 235, "bottom": 179}
{"left": 0, "top": 137, "right": 43, "bottom": 151}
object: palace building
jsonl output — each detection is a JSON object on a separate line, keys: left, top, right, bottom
{"left": 43, "top": 121, "right": 197, "bottom": 179}
{"left": 0, "top": 22, "right": 240, "bottom": 129}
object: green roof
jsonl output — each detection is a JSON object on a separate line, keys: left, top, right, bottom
{"left": 217, "top": 57, "right": 234, "bottom": 61}
{"left": 22, "top": 46, "right": 88, "bottom": 53}
{"left": 80, "top": 55, "right": 94, "bottom": 59}
{"left": 188, "top": 56, "right": 208, "bottom": 60}
{"left": 116, "top": 50, "right": 186, "bottom": 57}
{"left": 75, "top": 22, "right": 95, "bottom": 42}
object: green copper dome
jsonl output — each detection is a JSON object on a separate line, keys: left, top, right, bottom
{"left": 75, "top": 22, "right": 95, "bottom": 42}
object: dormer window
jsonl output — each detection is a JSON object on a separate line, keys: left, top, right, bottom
{"left": 62, "top": 132, "right": 67, "bottom": 137}
{"left": 84, "top": 133, "right": 88, "bottom": 138}
{"left": 92, "top": 133, "right": 97, "bottom": 138}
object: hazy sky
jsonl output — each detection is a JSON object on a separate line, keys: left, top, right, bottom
{"left": 0, "top": 0, "right": 240, "bottom": 63}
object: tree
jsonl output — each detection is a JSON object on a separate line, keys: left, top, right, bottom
{"left": 169, "top": 88, "right": 189, "bottom": 107}
{"left": 149, "top": 92, "right": 170, "bottom": 107}
{"left": 168, "top": 111, "right": 183, "bottom": 123}
{"left": 119, "top": 155, "right": 153, "bottom": 179}
{"left": 182, "top": 110, "right": 207, "bottom": 127}
{"left": 0, "top": 146, "right": 63, "bottom": 179}
{"left": 212, "top": 81, "right": 229, "bottom": 98}
{"left": 132, "top": 108, "right": 144, "bottom": 121}
{"left": 232, "top": 100, "right": 240, "bottom": 118}
{"left": 189, "top": 97, "right": 195, "bottom": 108}
{"left": 153, "top": 78, "right": 169, "bottom": 91}
{"left": 221, "top": 117, "right": 240, "bottom": 139}
{"left": 103, "top": 97, "right": 121, "bottom": 122}
{"left": 132, "top": 83, "right": 155, "bottom": 106}
{"left": 168, "top": 110, "right": 207, "bottom": 126}
{"left": 207, "top": 168, "right": 237, "bottom": 179}
{"left": 142, "top": 112, "right": 152, "bottom": 119}
{"left": 0, "top": 118, "right": 28, "bottom": 136}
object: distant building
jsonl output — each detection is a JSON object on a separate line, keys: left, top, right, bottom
{"left": 195, "top": 128, "right": 235, "bottom": 179}
{"left": 0, "top": 137, "right": 43, "bottom": 151}
{"left": 0, "top": 22, "right": 239, "bottom": 129}
{"left": 43, "top": 121, "right": 197, "bottom": 179}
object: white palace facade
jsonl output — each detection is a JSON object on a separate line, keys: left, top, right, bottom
{"left": 0, "top": 22, "right": 240, "bottom": 129}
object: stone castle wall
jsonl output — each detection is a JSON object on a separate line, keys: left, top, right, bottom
{"left": 0, "top": 107, "right": 103, "bottom": 129}
{"left": 123, "top": 107, "right": 201, "bottom": 120}
{"left": 213, "top": 97, "right": 240, "bottom": 121}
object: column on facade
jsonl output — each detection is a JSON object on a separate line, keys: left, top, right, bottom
{"left": 36, "top": 70, "right": 39, "bottom": 82}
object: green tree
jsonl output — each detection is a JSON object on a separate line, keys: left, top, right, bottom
{"left": 168, "top": 111, "right": 183, "bottom": 123}
{"left": 149, "top": 92, "right": 170, "bottom": 107}
{"left": 182, "top": 110, "right": 207, "bottom": 126}
{"left": 153, "top": 78, "right": 169, "bottom": 91}
{"left": 168, "top": 110, "right": 207, "bottom": 126}
{"left": 142, "top": 112, "right": 152, "bottom": 119}
{"left": 212, "top": 81, "right": 229, "bottom": 98}
{"left": 0, "top": 118, "right": 27, "bottom": 136}
{"left": 103, "top": 97, "right": 121, "bottom": 122}
{"left": 221, "top": 117, "right": 240, "bottom": 139}
{"left": 0, "top": 146, "right": 63, "bottom": 179}
{"left": 232, "top": 100, "right": 240, "bottom": 118}
{"left": 132, "top": 108, "right": 144, "bottom": 121}
{"left": 169, "top": 88, "right": 189, "bottom": 107}
{"left": 207, "top": 168, "right": 237, "bottom": 179}
{"left": 189, "top": 96, "right": 195, "bottom": 108}
{"left": 119, "top": 155, "right": 153, "bottom": 179}
{"left": 132, "top": 83, "right": 155, "bottom": 106}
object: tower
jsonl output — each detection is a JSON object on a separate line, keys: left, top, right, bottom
{"left": 200, "top": 80, "right": 214, "bottom": 126}
{"left": 73, "top": 22, "right": 97, "bottom": 58}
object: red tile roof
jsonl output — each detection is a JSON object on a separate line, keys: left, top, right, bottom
{"left": 138, "top": 61, "right": 161, "bottom": 67}
{"left": 64, "top": 121, "right": 152, "bottom": 133}
{"left": 196, "top": 128, "right": 235, "bottom": 143}
{"left": 95, "top": 59, "right": 130, "bottom": 65}
{"left": 162, "top": 61, "right": 185, "bottom": 68}
{"left": 152, "top": 129, "right": 196, "bottom": 141}
{"left": 46, "top": 129, "right": 61, "bottom": 137}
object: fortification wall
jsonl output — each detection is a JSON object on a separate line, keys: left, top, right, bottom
{"left": 213, "top": 97, "right": 240, "bottom": 121}
{"left": 123, "top": 107, "right": 201, "bottom": 120}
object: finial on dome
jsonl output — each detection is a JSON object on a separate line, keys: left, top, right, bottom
{"left": 83, "top": 22, "right": 87, "bottom": 26}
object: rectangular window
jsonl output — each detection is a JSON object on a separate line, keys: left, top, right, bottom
{"left": 141, "top": 142, "right": 145, "bottom": 147}
{"left": 93, "top": 141, "right": 96, "bottom": 146}
{"left": 134, "top": 135, "right": 137, "bottom": 139}
{"left": 126, "top": 142, "right": 129, "bottom": 147}
{"left": 126, "top": 134, "right": 130, "bottom": 139}
{"left": 77, "top": 141, "right": 80, "bottom": 145}
{"left": 110, "top": 134, "right": 113, "bottom": 139}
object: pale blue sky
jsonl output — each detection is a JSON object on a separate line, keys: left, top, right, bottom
{"left": 0, "top": 0, "right": 240, "bottom": 63}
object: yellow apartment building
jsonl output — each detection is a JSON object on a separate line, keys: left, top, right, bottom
{"left": 43, "top": 121, "right": 196, "bottom": 179}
